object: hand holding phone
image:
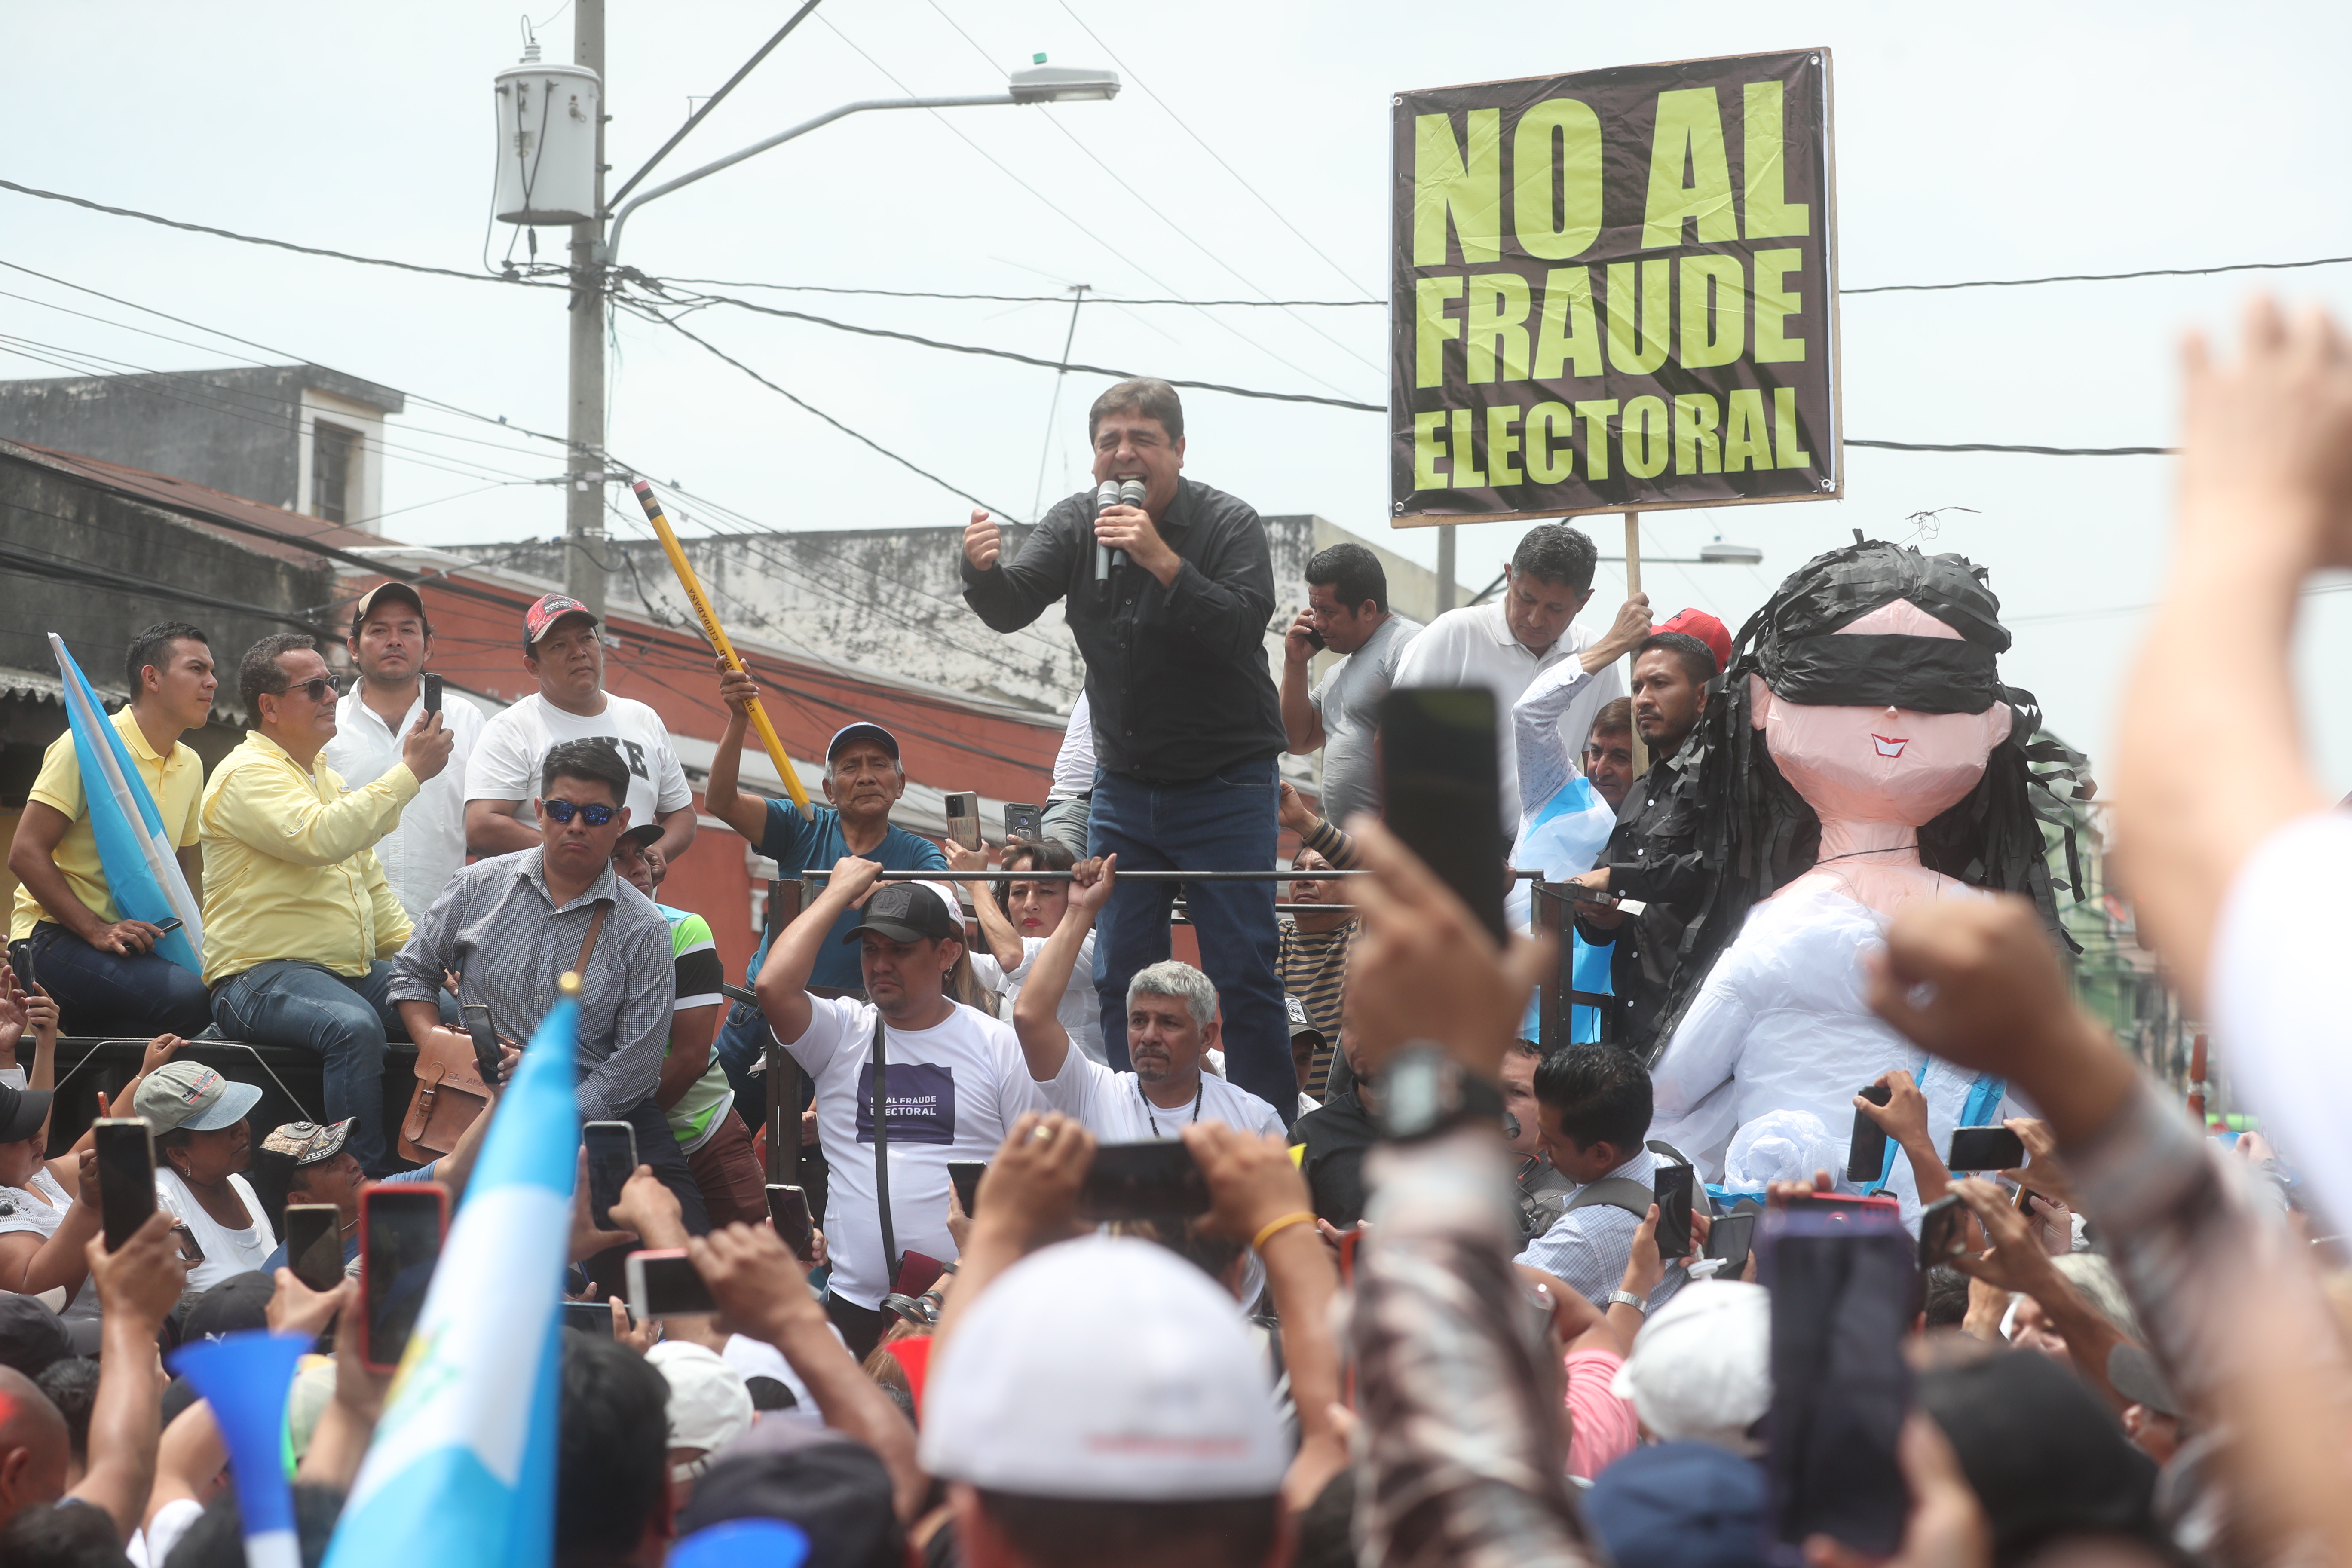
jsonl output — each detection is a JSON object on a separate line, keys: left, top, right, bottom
{"left": 285, "top": 1203, "right": 345, "bottom": 1291}
{"left": 1767, "top": 1216, "right": 1915, "bottom": 1555}
{"left": 945, "top": 791, "right": 982, "bottom": 851}
{"left": 1001, "top": 803, "right": 1041, "bottom": 845}
{"left": 1847, "top": 1082, "right": 1894, "bottom": 1184}
{"left": 1946, "top": 1125, "right": 2026, "bottom": 1172}
{"left": 1917, "top": 1193, "right": 1972, "bottom": 1270}
{"left": 463, "top": 1004, "right": 505, "bottom": 1090}
{"left": 628, "top": 1249, "right": 718, "bottom": 1319}
{"left": 92, "top": 1118, "right": 158, "bottom": 1254}
{"left": 947, "top": 1161, "right": 986, "bottom": 1219}
{"left": 765, "top": 1183, "right": 813, "bottom": 1262}
{"left": 361, "top": 1183, "right": 449, "bottom": 1373}
{"left": 423, "top": 674, "right": 443, "bottom": 715}
{"left": 1079, "top": 1140, "right": 1210, "bottom": 1221}
{"left": 1653, "top": 1163, "right": 1695, "bottom": 1261}
{"left": 1377, "top": 687, "right": 1505, "bottom": 942}
{"left": 583, "top": 1120, "right": 637, "bottom": 1230}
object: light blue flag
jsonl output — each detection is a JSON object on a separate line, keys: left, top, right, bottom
{"left": 48, "top": 634, "right": 203, "bottom": 974}
{"left": 322, "top": 994, "right": 582, "bottom": 1568}
{"left": 1507, "top": 774, "right": 1622, "bottom": 1042}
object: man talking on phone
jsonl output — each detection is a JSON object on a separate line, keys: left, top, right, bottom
{"left": 960, "top": 378, "right": 1295, "bottom": 1124}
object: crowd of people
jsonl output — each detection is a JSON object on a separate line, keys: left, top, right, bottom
{"left": 0, "top": 327, "right": 2345, "bottom": 1568}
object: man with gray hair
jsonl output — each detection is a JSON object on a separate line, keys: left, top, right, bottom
{"left": 1004, "top": 855, "right": 1284, "bottom": 1139}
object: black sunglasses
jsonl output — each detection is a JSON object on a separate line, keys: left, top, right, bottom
{"left": 540, "top": 799, "right": 617, "bottom": 827}
{"left": 274, "top": 675, "right": 342, "bottom": 703}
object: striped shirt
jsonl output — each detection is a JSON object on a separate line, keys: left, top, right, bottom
{"left": 654, "top": 903, "right": 733, "bottom": 1152}
{"left": 1282, "top": 814, "right": 1360, "bottom": 1099}
{"left": 389, "top": 848, "right": 675, "bottom": 1121}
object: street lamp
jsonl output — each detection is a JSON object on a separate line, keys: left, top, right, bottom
{"left": 1698, "top": 540, "right": 1765, "bottom": 564}
{"left": 499, "top": 9, "right": 1121, "bottom": 617}
{"left": 603, "top": 66, "right": 1120, "bottom": 265}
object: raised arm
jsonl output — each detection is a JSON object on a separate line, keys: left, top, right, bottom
{"left": 211, "top": 754, "right": 419, "bottom": 867}
{"left": 961, "top": 505, "right": 1077, "bottom": 634}
{"left": 1011, "top": 856, "right": 1115, "bottom": 1083}
{"left": 703, "top": 660, "right": 775, "bottom": 843}
{"left": 70, "top": 1211, "right": 190, "bottom": 1542}
{"left": 1280, "top": 613, "right": 1327, "bottom": 754}
{"left": 946, "top": 841, "right": 1026, "bottom": 974}
{"left": 693, "top": 1221, "right": 926, "bottom": 1519}
{"left": 755, "top": 857, "right": 886, "bottom": 1046}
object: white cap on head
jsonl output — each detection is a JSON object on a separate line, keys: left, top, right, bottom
{"left": 649, "top": 1341, "right": 755, "bottom": 1456}
{"left": 1608, "top": 1280, "right": 1772, "bottom": 1455}
{"left": 919, "top": 1235, "right": 1285, "bottom": 1499}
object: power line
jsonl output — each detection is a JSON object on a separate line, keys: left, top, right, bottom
{"left": 625, "top": 303, "right": 1031, "bottom": 519}
{"left": 1050, "top": 0, "right": 1377, "bottom": 298}
{"left": 643, "top": 276, "right": 1380, "bottom": 307}
{"left": 1842, "top": 253, "right": 2352, "bottom": 295}
{"left": 920, "top": 0, "right": 1382, "bottom": 383}
{"left": 0, "top": 179, "right": 565, "bottom": 289}
{"left": 634, "top": 280, "right": 1382, "bottom": 411}
{"left": 807, "top": 12, "right": 1368, "bottom": 403}
{"left": 608, "top": 0, "right": 827, "bottom": 208}
{"left": 1847, "top": 438, "right": 2174, "bottom": 457}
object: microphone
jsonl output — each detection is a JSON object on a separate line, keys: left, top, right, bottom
{"left": 1109, "top": 478, "right": 1145, "bottom": 573}
{"left": 1093, "top": 479, "right": 1121, "bottom": 584}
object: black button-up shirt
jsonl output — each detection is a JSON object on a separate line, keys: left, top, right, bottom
{"left": 961, "top": 477, "right": 1285, "bottom": 784}
{"left": 1575, "top": 741, "right": 1711, "bottom": 1053}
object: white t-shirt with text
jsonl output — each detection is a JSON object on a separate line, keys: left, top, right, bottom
{"left": 971, "top": 931, "right": 1105, "bottom": 1064}
{"left": 1042, "top": 1047, "right": 1286, "bottom": 1142}
{"left": 780, "top": 995, "right": 1052, "bottom": 1308}
{"left": 465, "top": 692, "right": 692, "bottom": 837}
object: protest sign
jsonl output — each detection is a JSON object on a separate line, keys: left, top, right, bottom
{"left": 1392, "top": 49, "right": 1838, "bottom": 524}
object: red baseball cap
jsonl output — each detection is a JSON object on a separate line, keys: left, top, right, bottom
{"left": 1652, "top": 608, "right": 1731, "bottom": 673}
{"left": 523, "top": 592, "right": 600, "bottom": 649}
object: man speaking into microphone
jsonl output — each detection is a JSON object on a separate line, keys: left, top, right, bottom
{"left": 959, "top": 377, "right": 1296, "bottom": 1124}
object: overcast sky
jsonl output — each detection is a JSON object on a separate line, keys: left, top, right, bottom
{"left": 8, "top": 1, "right": 2351, "bottom": 792}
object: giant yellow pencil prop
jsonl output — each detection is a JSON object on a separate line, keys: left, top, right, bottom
{"left": 631, "top": 478, "right": 814, "bottom": 819}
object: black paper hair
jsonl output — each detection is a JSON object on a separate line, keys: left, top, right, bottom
{"left": 1647, "top": 541, "right": 2085, "bottom": 1063}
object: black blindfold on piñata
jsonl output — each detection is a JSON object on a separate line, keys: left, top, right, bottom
{"left": 1748, "top": 542, "right": 2011, "bottom": 715}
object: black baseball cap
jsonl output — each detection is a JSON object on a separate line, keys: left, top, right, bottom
{"left": 0, "top": 1292, "right": 74, "bottom": 1378}
{"left": 839, "top": 882, "right": 958, "bottom": 946}
{"left": 677, "top": 1420, "right": 906, "bottom": 1568}
{"left": 0, "top": 1081, "right": 52, "bottom": 1144}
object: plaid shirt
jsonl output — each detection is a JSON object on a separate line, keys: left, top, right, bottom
{"left": 388, "top": 848, "right": 675, "bottom": 1121}
{"left": 1353, "top": 1128, "right": 1603, "bottom": 1568}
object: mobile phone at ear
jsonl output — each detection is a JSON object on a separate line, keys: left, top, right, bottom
{"left": 463, "top": 1003, "right": 504, "bottom": 1090}
{"left": 1764, "top": 1214, "right": 1915, "bottom": 1556}
{"left": 945, "top": 791, "right": 982, "bottom": 851}
{"left": 1653, "top": 1163, "right": 1694, "bottom": 1260}
{"left": 285, "top": 1203, "right": 346, "bottom": 1291}
{"left": 1377, "top": 686, "right": 1506, "bottom": 943}
{"left": 360, "top": 1182, "right": 449, "bottom": 1374}
{"left": 1917, "top": 1193, "right": 1971, "bottom": 1270}
{"left": 947, "top": 1161, "right": 986, "bottom": 1219}
{"left": 560, "top": 1299, "right": 616, "bottom": 1338}
{"left": 92, "top": 1118, "right": 157, "bottom": 1254}
{"left": 627, "top": 1249, "right": 718, "bottom": 1319}
{"left": 1079, "top": 1140, "right": 1211, "bottom": 1221}
{"left": 1846, "top": 1082, "right": 1893, "bottom": 1184}
{"left": 1946, "top": 1125, "right": 2025, "bottom": 1171}
{"left": 583, "top": 1119, "right": 637, "bottom": 1229}
{"left": 423, "top": 674, "right": 443, "bottom": 716}
{"left": 1705, "top": 1208, "right": 1758, "bottom": 1277}
{"left": 766, "top": 1183, "right": 813, "bottom": 1262}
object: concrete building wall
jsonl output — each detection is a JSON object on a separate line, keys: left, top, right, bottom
{"left": 448, "top": 511, "right": 1438, "bottom": 724}
{"left": 0, "top": 365, "right": 404, "bottom": 530}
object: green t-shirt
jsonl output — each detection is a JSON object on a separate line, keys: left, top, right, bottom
{"left": 655, "top": 903, "right": 734, "bottom": 1152}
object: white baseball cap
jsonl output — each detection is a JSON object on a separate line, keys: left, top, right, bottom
{"left": 919, "top": 1235, "right": 1285, "bottom": 1500}
{"left": 1608, "top": 1280, "right": 1772, "bottom": 1456}
{"left": 650, "top": 1341, "right": 755, "bottom": 1458}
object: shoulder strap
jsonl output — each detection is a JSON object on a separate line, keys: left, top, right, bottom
{"left": 870, "top": 1011, "right": 899, "bottom": 1289}
{"left": 575, "top": 900, "right": 611, "bottom": 974}
{"left": 1564, "top": 1177, "right": 1656, "bottom": 1219}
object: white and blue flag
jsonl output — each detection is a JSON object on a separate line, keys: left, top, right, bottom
{"left": 323, "top": 993, "right": 582, "bottom": 1568}
{"left": 49, "top": 633, "right": 203, "bottom": 973}
{"left": 1507, "top": 773, "right": 1622, "bottom": 1042}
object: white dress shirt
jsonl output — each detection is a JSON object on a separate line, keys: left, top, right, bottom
{"left": 1390, "top": 602, "right": 1622, "bottom": 829}
{"left": 322, "top": 683, "right": 485, "bottom": 921}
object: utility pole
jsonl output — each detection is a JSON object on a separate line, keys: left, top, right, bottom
{"left": 1436, "top": 523, "right": 1456, "bottom": 613}
{"left": 565, "top": 0, "right": 609, "bottom": 616}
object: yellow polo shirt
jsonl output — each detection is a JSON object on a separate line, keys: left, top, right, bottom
{"left": 10, "top": 705, "right": 205, "bottom": 941}
{"left": 198, "top": 731, "right": 419, "bottom": 985}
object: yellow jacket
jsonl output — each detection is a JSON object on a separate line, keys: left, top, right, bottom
{"left": 198, "top": 731, "right": 417, "bottom": 984}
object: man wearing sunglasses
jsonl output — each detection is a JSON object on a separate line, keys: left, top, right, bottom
{"left": 200, "top": 633, "right": 458, "bottom": 1176}
{"left": 392, "top": 739, "right": 706, "bottom": 1231}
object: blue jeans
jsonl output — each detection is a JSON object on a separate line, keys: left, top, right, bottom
{"left": 211, "top": 959, "right": 451, "bottom": 1175}
{"left": 1089, "top": 759, "right": 1293, "bottom": 1126}
{"left": 21, "top": 924, "right": 213, "bottom": 1038}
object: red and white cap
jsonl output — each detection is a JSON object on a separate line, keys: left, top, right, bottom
{"left": 918, "top": 1235, "right": 1286, "bottom": 1500}
{"left": 524, "top": 592, "right": 600, "bottom": 647}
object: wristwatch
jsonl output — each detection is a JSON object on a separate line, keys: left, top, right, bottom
{"left": 1608, "top": 1289, "right": 1649, "bottom": 1314}
{"left": 1375, "top": 1043, "right": 1505, "bottom": 1142}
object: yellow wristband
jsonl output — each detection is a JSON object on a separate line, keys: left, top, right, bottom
{"left": 1251, "top": 1210, "right": 1318, "bottom": 1253}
